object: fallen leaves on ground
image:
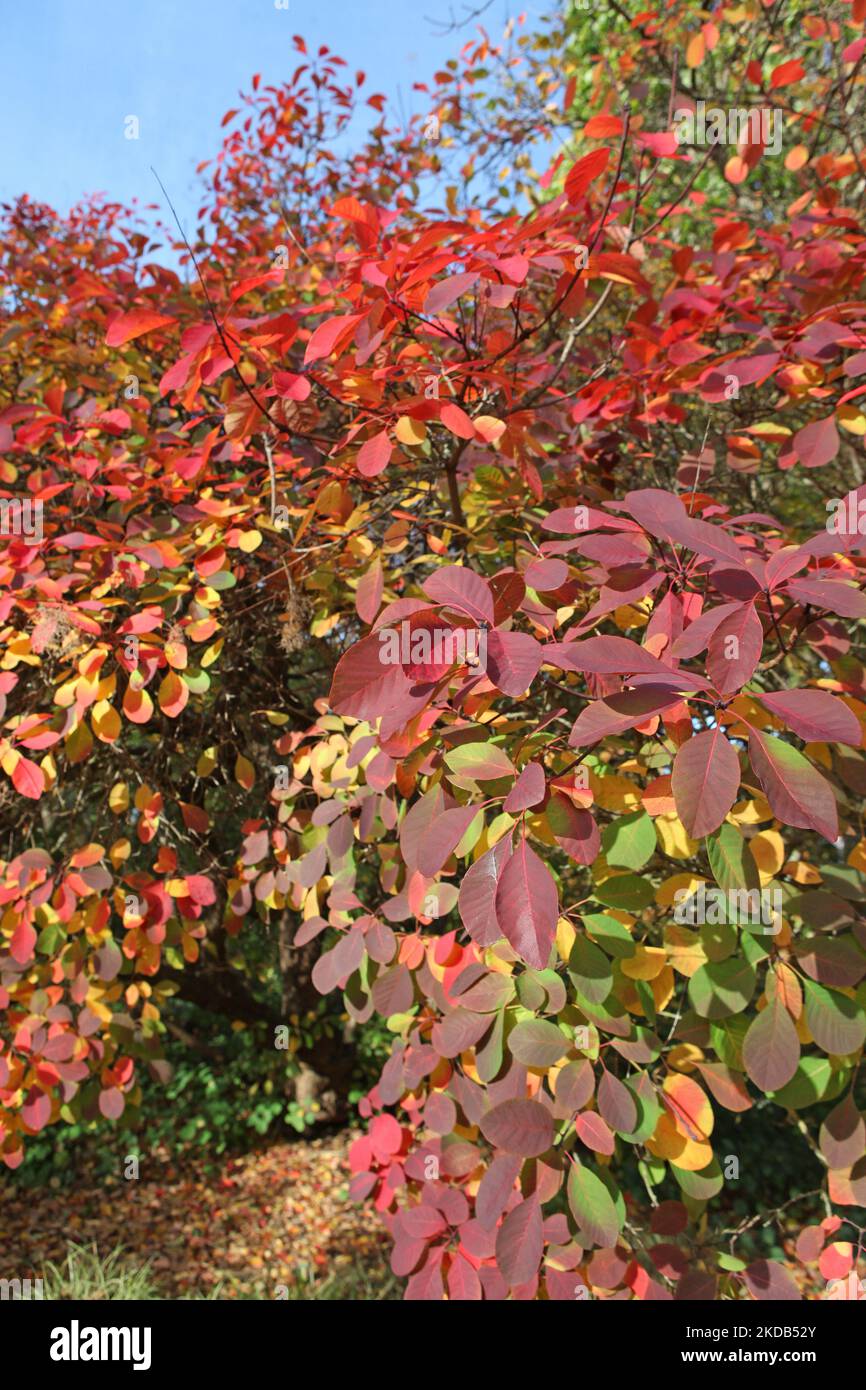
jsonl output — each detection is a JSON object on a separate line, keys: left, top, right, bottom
{"left": 1, "top": 1132, "right": 392, "bottom": 1299}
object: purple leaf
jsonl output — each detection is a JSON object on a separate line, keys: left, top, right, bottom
{"left": 494, "top": 837, "right": 558, "bottom": 969}
{"left": 671, "top": 727, "right": 741, "bottom": 838}
{"left": 759, "top": 689, "right": 862, "bottom": 745}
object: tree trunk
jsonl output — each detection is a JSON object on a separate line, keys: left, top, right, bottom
{"left": 278, "top": 915, "right": 354, "bottom": 1123}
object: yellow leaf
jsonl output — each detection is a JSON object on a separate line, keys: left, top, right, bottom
{"left": 109, "top": 781, "right": 129, "bottom": 815}
{"left": 473, "top": 415, "right": 506, "bottom": 444}
{"left": 92, "top": 699, "right": 121, "bottom": 743}
{"left": 592, "top": 773, "right": 640, "bottom": 812}
{"left": 664, "top": 924, "right": 707, "bottom": 978}
{"left": 838, "top": 405, "right": 866, "bottom": 436}
{"left": 109, "top": 838, "right": 131, "bottom": 867}
{"left": 394, "top": 415, "right": 428, "bottom": 446}
{"left": 655, "top": 810, "right": 698, "bottom": 859}
{"left": 730, "top": 796, "right": 774, "bottom": 825}
{"left": 235, "top": 753, "right": 255, "bottom": 790}
{"left": 668, "top": 1043, "right": 704, "bottom": 1071}
{"left": 201, "top": 637, "right": 224, "bottom": 668}
{"left": 238, "top": 529, "right": 263, "bottom": 552}
{"left": 196, "top": 747, "right": 218, "bottom": 777}
{"left": 646, "top": 1112, "right": 714, "bottom": 1170}
{"left": 656, "top": 872, "right": 706, "bottom": 908}
{"left": 848, "top": 839, "right": 866, "bottom": 873}
{"left": 785, "top": 858, "right": 822, "bottom": 884}
{"left": 751, "top": 829, "right": 785, "bottom": 882}
{"left": 621, "top": 945, "right": 667, "bottom": 980}
{"left": 66, "top": 721, "right": 93, "bottom": 764}
{"left": 556, "top": 916, "right": 576, "bottom": 962}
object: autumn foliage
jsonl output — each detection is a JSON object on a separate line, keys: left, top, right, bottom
{"left": 3, "top": 1, "right": 866, "bottom": 1300}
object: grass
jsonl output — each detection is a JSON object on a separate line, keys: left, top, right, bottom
{"left": 37, "top": 1241, "right": 399, "bottom": 1301}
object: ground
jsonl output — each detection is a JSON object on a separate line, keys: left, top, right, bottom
{"left": 2, "top": 1133, "right": 396, "bottom": 1300}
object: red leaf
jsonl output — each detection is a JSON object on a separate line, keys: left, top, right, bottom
{"left": 11, "top": 754, "right": 45, "bottom": 800}
{"left": 569, "top": 688, "right": 682, "bottom": 747}
{"left": 636, "top": 130, "right": 679, "bottom": 157}
{"left": 770, "top": 59, "right": 805, "bottom": 89}
{"left": 742, "top": 997, "right": 800, "bottom": 1092}
{"left": 422, "top": 566, "right": 494, "bottom": 624}
{"left": 22, "top": 1089, "right": 51, "bottom": 1132}
{"left": 575, "top": 1111, "right": 615, "bottom": 1155}
{"left": 355, "top": 557, "right": 384, "bottom": 624}
{"left": 485, "top": 630, "right": 543, "bottom": 696}
{"left": 446, "top": 1250, "right": 482, "bottom": 1300}
{"left": 793, "top": 415, "right": 839, "bottom": 469}
{"left": 504, "top": 762, "right": 546, "bottom": 814}
{"left": 495, "top": 1200, "right": 543, "bottom": 1292}
{"left": 743, "top": 1258, "right": 802, "bottom": 1301}
{"left": 105, "top": 309, "right": 176, "bottom": 347}
{"left": 357, "top": 430, "right": 392, "bottom": 478}
{"left": 545, "top": 635, "right": 682, "bottom": 679}
{"left": 672, "top": 727, "right": 741, "bottom": 837}
{"left": 440, "top": 402, "right": 475, "bottom": 439}
{"left": 329, "top": 633, "right": 412, "bottom": 722}
{"left": 564, "top": 148, "right": 610, "bottom": 204}
{"left": 424, "top": 272, "right": 478, "bottom": 315}
{"left": 494, "top": 1195, "right": 542, "bottom": 1289}
{"left": 476, "top": 1154, "right": 522, "bottom": 1230}
{"left": 785, "top": 577, "right": 866, "bottom": 619}
{"left": 303, "top": 312, "right": 362, "bottom": 365}
{"left": 706, "top": 602, "right": 762, "bottom": 695}
{"left": 480, "top": 1099, "right": 554, "bottom": 1157}
{"left": 584, "top": 115, "right": 624, "bottom": 139}
{"left": 416, "top": 805, "right": 478, "bottom": 877}
{"left": 99, "top": 1086, "right": 125, "bottom": 1120}
{"left": 494, "top": 837, "right": 558, "bottom": 969}
{"left": 759, "top": 689, "right": 861, "bottom": 745}
{"left": 458, "top": 836, "right": 513, "bottom": 946}
{"left": 748, "top": 730, "right": 838, "bottom": 842}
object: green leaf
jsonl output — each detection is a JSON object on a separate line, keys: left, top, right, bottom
{"left": 688, "top": 956, "right": 757, "bottom": 1019}
{"left": 767, "top": 1056, "right": 850, "bottom": 1109}
{"left": 567, "top": 1161, "right": 621, "bottom": 1248}
{"left": 803, "top": 980, "right": 866, "bottom": 1055}
{"left": 582, "top": 912, "right": 637, "bottom": 959}
{"left": 671, "top": 1155, "right": 724, "bottom": 1201}
{"left": 601, "top": 810, "right": 656, "bottom": 870}
{"left": 444, "top": 741, "right": 516, "bottom": 780}
{"left": 568, "top": 934, "right": 613, "bottom": 1005}
{"left": 507, "top": 1018, "right": 570, "bottom": 1067}
{"left": 706, "top": 822, "right": 760, "bottom": 894}
{"left": 593, "top": 873, "right": 655, "bottom": 911}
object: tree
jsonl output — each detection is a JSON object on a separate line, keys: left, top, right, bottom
{"left": 2, "top": 4, "right": 866, "bottom": 1299}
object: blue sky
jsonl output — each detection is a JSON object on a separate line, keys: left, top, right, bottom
{"left": 1, "top": 0, "right": 536, "bottom": 224}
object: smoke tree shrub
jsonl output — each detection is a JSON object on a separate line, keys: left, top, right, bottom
{"left": 2, "top": 4, "right": 866, "bottom": 1299}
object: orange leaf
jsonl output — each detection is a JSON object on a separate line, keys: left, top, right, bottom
{"left": 583, "top": 115, "right": 623, "bottom": 139}
{"left": 158, "top": 671, "right": 189, "bottom": 718}
{"left": 685, "top": 33, "right": 705, "bottom": 68}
